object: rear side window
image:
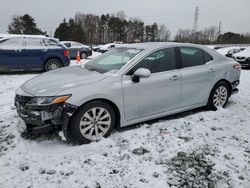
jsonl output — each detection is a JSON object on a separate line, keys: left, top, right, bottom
{"left": 180, "top": 47, "right": 204, "bottom": 68}
{"left": 43, "top": 39, "right": 59, "bottom": 46}
{"left": 24, "top": 38, "right": 43, "bottom": 47}
{"left": 71, "top": 42, "right": 82, "bottom": 46}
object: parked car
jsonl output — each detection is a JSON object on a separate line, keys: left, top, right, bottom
{"left": 233, "top": 47, "right": 250, "bottom": 67}
{"left": 0, "top": 36, "right": 70, "bottom": 72}
{"left": 97, "top": 43, "right": 116, "bottom": 53}
{"left": 216, "top": 47, "right": 244, "bottom": 58}
{"left": 15, "top": 42, "right": 241, "bottom": 144}
{"left": 61, "top": 41, "right": 92, "bottom": 59}
{"left": 91, "top": 45, "right": 101, "bottom": 52}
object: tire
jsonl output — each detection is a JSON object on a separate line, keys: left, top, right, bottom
{"left": 44, "top": 59, "right": 62, "bottom": 71}
{"left": 68, "top": 101, "right": 116, "bottom": 144}
{"left": 207, "top": 81, "right": 229, "bottom": 110}
{"left": 80, "top": 52, "right": 87, "bottom": 59}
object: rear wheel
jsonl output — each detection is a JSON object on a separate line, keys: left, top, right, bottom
{"left": 44, "top": 59, "right": 62, "bottom": 71}
{"left": 81, "top": 52, "right": 87, "bottom": 59}
{"left": 207, "top": 81, "right": 229, "bottom": 110}
{"left": 68, "top": 101, "right": 116, "bottom": 144}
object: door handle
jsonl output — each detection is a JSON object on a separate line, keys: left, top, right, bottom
{"left": 42, "top": 49, "right": 47, "bottom": 52}
{"left": 170, "top": 75, "right": 181, "bottom": 81}
{"left": 208, "top": 68, "right": 215, "bottom": 73}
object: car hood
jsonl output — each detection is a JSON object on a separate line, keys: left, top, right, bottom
{"left": 21, "top": 66, "right": 107, "bottom": 96}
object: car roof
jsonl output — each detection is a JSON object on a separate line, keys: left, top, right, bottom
{"left": 116, "top": 42, "right": 206, "bottom": 50}
{"left": 0, "top": 35, "right": 58, "bottom": 42}
{"left": 61, "top": 41, "right": 81, "bottom": 43}
{"left": 0, "top": 34, "right": 47, "bottom": 38}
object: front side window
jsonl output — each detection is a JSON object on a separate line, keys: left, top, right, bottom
{"left": 180, "top": 47, "right": 204, "bottom": 68}
{"left": 0, "top": 37, "right": 23, "bottom": 47}
{"left": 128, "top": 48, "right": 176, "bottom": 74}
{"left": 84, "top": 48, "right": 143, "bottom": 73}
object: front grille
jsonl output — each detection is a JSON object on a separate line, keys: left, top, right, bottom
{"left": 15, "top": 94, "right": 33, "bottom": 106}
{"left": 236, "top": 57, "right": 246, "bottom": 61}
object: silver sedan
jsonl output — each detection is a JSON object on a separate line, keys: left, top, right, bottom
{"left": 15, "top": 42, "right": 241, "bottom": 144}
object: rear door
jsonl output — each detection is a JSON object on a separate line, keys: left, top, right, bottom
{"left": 178, "top": 47, "right": 215, "bottom": 107}
{"left": 0, "top": 37, "right": 24, "bottom": 70}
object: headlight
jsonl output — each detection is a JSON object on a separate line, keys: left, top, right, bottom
{"left": 26, "top": 95, "right": 71, "bottom": 106}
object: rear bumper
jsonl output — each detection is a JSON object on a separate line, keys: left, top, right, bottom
{"left": 15, "top": 95, "right": 78, "bottom": 134}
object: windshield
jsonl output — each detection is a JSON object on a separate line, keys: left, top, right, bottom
{"left": 84, "top": 47, "right": 143, "bottom": 73}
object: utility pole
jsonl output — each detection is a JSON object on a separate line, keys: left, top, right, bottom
{"left": 218, "top": 21, "right": 222, "bottom": 35}
{"left": 192, "top": 6, "right": 199, "bottom": 32}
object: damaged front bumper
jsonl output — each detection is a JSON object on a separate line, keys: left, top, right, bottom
{"left": 15, "top": 94, "right": 78, "bottom": 134}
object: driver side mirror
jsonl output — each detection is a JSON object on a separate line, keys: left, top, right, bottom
{"left": 132, "top": 68, "right": 151, "bottom": 83}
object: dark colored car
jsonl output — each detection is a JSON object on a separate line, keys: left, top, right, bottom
{"left": 0, "top": 36, "right": 70, "bottom": 72}
{"left": 61, "top": 41, "right": 92, "bottom": 59}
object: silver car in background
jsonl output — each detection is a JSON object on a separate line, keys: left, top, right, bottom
{"left": 61, "top": 41, "right": 92, "bottom": 59}
{"left": 15, "top": 42, "right": 241, "bottom": 144}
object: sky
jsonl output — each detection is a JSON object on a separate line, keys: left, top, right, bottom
{"left": 0, "top": 0, "right": 250, "bottom": 37}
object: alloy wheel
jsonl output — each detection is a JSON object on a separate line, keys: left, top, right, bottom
{"left": 79, "top": 107, "right": 111, "bottom": 141}
{"left": 81, "top": 53, "right": 87, "bottom": 59}
{"left": 213, "top": 86, "right": 228, "bottom": 108}
{"left": 47, "top": 60, "right": 61, "bottom": 70}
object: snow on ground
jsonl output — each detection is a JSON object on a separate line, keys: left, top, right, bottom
{"left": 0, "top": 53, "right": 250, "bottom": 188}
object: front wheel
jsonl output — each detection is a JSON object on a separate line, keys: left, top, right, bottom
{"left": 44, "top": 59, "right": 62, "bottom": 71}
{"left": 207, "top": 81, "right": 229, "bottom": 110}
{"left": 68, "top": 101, "right": 116, "bottom": 144}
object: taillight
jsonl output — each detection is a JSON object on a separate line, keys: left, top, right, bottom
{"left": 233, "top": 63, "right": 241, "bottom": 70}
{"left": 64, "top": 50, "right": 69, "bottom": 57}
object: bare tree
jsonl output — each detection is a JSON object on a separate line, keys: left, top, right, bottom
{"left": 157, "top": 24, "right": 171, "bottom": 41}
{"left": 203, "top": 26, "right": 219, "bottom": 42}
{"left": 175, "top": 29, "right": 192, "bottom": 42}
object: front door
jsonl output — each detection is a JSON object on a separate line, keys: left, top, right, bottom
{"left": 122, "top": 48, "right": 182, "bottom": 121}
{"left": 0, "top": 37, "right": 24, "bottom": 71}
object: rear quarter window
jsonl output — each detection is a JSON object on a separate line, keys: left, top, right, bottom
{"left": 203, "top": 51, "right": 213, "bottom": 63}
